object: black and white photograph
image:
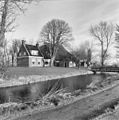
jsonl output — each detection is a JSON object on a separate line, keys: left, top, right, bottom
{"left": 0, "top": 0, "right": 119, "bottom": 119}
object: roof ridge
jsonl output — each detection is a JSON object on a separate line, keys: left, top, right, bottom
{"left": 23, "top": 43, "right": 30, "bottom": 56}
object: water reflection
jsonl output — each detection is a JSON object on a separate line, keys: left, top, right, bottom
{"left": 0, "top": 74, "right": 111, "bottom": 104}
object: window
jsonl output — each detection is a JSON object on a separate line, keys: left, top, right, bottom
{"left": 19, "top": 53, "right": 21, "bottom": 56}
{"left": 31, "top": 50, "right": 38, "bottom": 56}
{"left": 32, "top": 59, "right": 35, "bottom": 64}
{"left": 45, "top": 61, "right": 48, "bottom": 65}
{"left": 37, "top": 59, "right": 41, "bottom": 65}
{"left": 24, "top": 52, "right": 26, "bottom": 56}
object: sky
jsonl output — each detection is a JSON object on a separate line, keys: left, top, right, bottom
{"left": 6, "top": 0, "right": 119, "bottom": 48}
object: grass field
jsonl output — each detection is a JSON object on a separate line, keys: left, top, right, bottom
{"left": 6, "top": 67, "right": 88, "bottom": 78}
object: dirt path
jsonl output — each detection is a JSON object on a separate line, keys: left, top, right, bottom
{"left": 8, "top": 83, "right": 119, "bottom": 120}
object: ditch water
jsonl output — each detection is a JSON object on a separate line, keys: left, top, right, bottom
{"left": 0, "top": 74, "right": 112, "bottom": 104}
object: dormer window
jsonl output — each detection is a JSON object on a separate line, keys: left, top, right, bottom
{"left": 31, "top": 50, "right": 38, "bottom": 56}
{"left": 24, "top": 52, "right": 26, "bottom": 56}
{"left": 19, "top": 53, "right": 21, "bottom": 56}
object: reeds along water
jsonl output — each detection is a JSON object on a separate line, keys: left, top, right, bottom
{"left": 42, "top": 79, "right": 64, "bottom": 97}
{"left": 0, "top": 93, "right": 6, "bottom": 104}
{"left": 0, "top": 74, "right": 113, "bottom": 104}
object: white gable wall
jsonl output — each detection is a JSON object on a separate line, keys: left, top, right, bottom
{"left": 29, "top": 56, "right": 44, "bottom": 67}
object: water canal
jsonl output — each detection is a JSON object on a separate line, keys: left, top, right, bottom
{"left": 0, "top": 73, "right": 112, "bottom": 104}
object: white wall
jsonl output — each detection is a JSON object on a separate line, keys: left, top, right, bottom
{"left": 29, "top": 56, "right": 44, "bottom": 67}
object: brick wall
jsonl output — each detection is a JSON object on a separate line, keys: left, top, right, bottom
{"left": 17, "top": 57, "right": 29, "bottom": 67}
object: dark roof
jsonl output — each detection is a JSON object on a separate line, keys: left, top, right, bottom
{"left": 39, "top": 44, "right": 74, "bottom": 61}
{"left": 55, "top": 45, "right": 73, "bottom": 61}
{"left": 26, "top": 44, "right": 38, "bottom": 50}
{"left": 40, "top": 44, "right": 51, "bottom": 59}
{"left": 25, "top": 44, "right": 43, "bottom": 56}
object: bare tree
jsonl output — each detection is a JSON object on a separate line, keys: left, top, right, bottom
{"left": 115, "top": 25, "right": 119, "bottom": 58}
{"left": 9, "top": 39, "right": 21, "bottom": 66}
{"left": 40, "top": 19, "right": 73, "bottom": 66}
{"left": 71, "top": 41, "right": 92, "bottom": 67}
{"left": 0, "top": 0, "right": 37, "bottom": 69}
{"left": 89, "top": 21, "right": 114, "bottom": 66}
{"left": 0, "top": 0, "right": 37, "bottom": 46}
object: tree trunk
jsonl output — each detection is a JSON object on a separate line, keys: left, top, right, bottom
{"left": 12, "top": 54, "right": 14, "bottom": 67}
{"left": 50, "top": 47, "right": 58, "bottom": 67}
{"left": 101, "top": 42, "right": 104, "bottom": 67}
{"left": 8, "top": 55, "right": 10, "bottom": 67}
{"left": 0, "top": 0, "right": 8, "bottom": 46}
{"left": 50, "top": 55, "right": 56, "bottom": 67}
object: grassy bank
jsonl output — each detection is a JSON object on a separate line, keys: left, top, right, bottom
{"left": 0, "top": 74, "right": 119, "bottom": 120}
{"left": 84, "top": 97, "right": 119, "bottom": 120}
{"left": 91, "top": 100, "right": 119, "bottom": 120}
{"left": 0, "top": 67, "right": 119, "bottom": 120}
{"left": 6, "top": 67, "right": 88, "bottom": 79}
{"left": 0, "top": 67, "right": 92, "bottom": 88}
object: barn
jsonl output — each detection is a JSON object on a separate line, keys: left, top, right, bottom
{"left": 39, "top": 44, "right": 76, "bottom": 67}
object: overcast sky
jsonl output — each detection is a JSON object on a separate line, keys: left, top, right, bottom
{"left": 6, "top": 0, "right": 119, "bottom": 47}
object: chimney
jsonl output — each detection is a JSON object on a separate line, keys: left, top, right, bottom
{"left": 22, "top": 40, "right": 26, "bottom": 45}
{"left": 36, "top": 42, "right": 39, "bottom": 48}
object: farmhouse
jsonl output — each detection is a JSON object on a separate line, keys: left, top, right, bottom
{"left": 40, "top": 45, "right": 76, "bottom": 67}
{"left": 17, "top": 40, "right": 76, "bottom": 67}
{"left": 17, "top": 40, "right": 44, "bottom": 67}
